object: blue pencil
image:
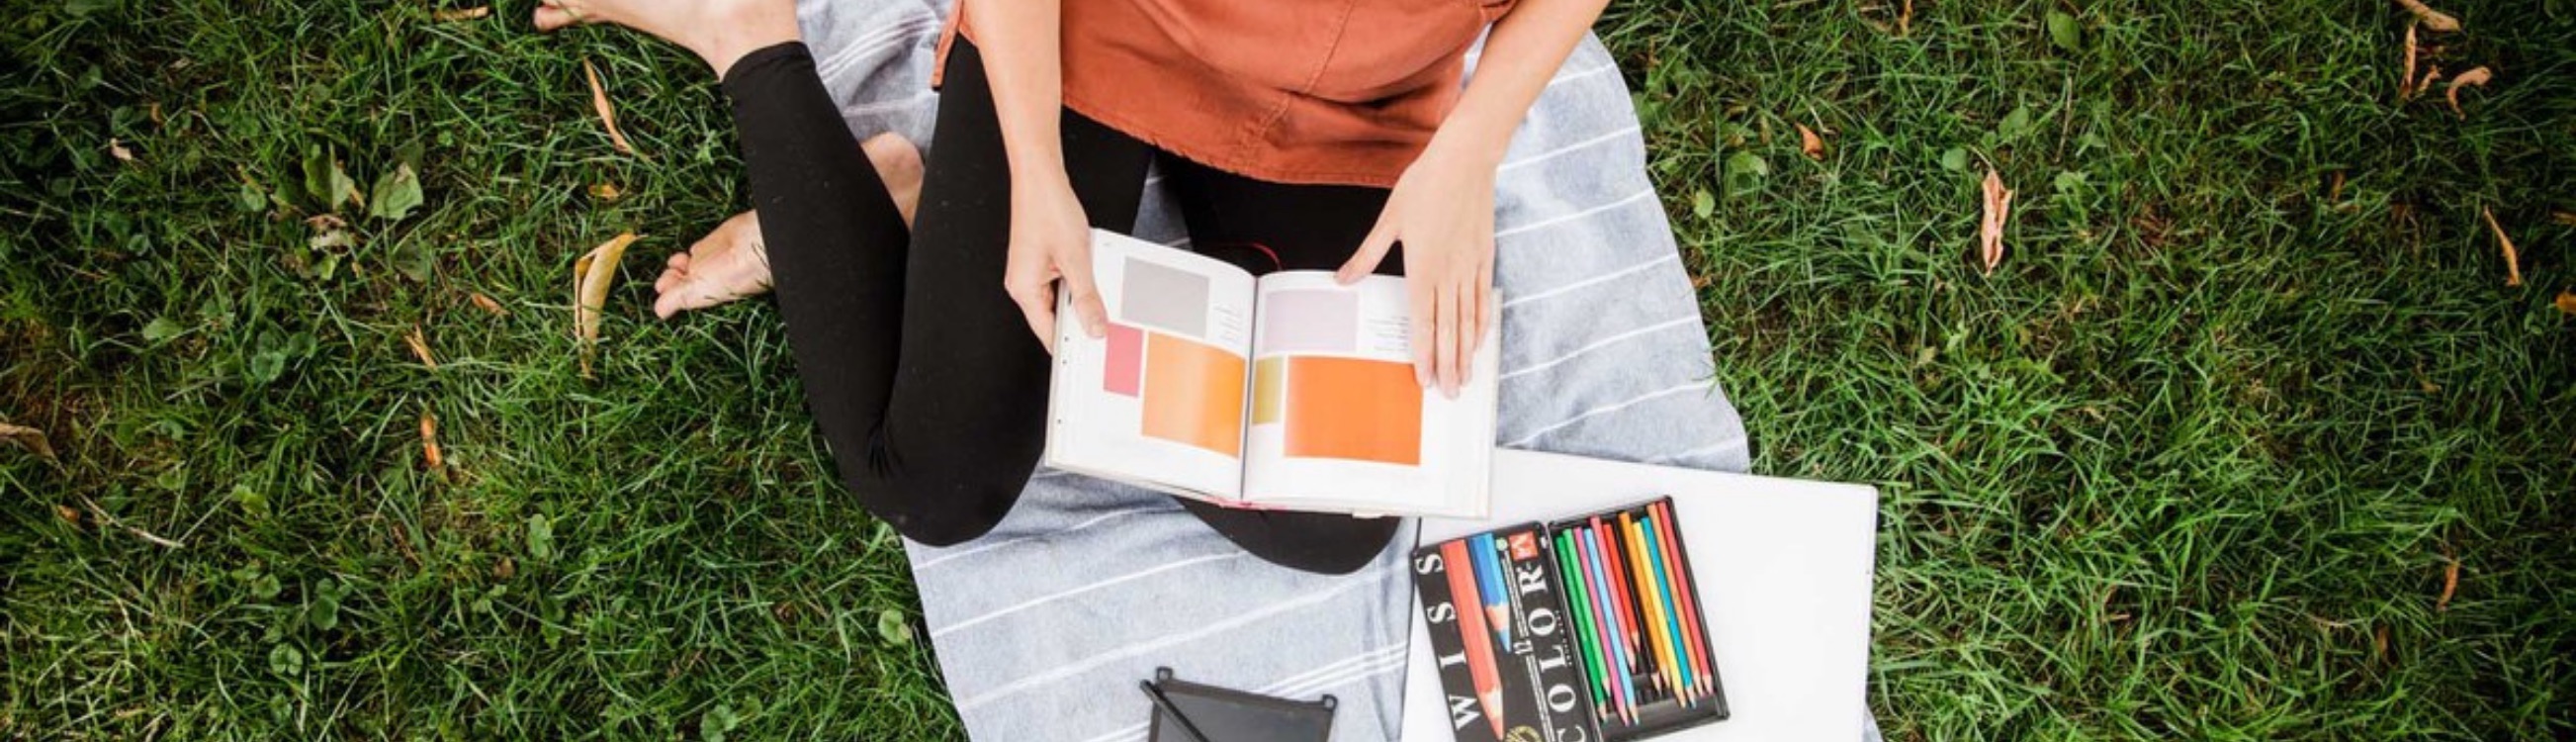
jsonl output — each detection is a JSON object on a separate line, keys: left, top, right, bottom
{"left": 1580, "top": 527, "right": 1640, "bottom": 724}
{"left": 1469, "top": 533, "right": 1513, "bottom": 648}
{"left": 1643, "top": 513, "right": 1697, "bottom": 701}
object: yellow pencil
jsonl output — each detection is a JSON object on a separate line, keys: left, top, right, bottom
{"left": 1623, "top": 512, "right": 1684, "bottom": 699}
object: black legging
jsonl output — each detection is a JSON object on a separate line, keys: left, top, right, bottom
{"left": 720, "top": 40, "right": 1403, "bottom": 575}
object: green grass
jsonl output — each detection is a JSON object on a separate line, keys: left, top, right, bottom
{"left": 3, "top": 0, "right": 2570, "bottom": 739}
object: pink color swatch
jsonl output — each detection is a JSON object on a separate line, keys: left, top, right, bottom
{"left": 1104, "top": 323, "right": 1143, "bottom": 397}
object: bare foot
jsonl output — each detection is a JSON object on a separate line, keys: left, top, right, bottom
{"left": 653, "top": 133, "right": 926, "bottom": 319}
{"left": 534, "top": 0, "right": 799, "bottom": 78}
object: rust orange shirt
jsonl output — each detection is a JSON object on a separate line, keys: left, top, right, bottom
{"left": 938, "top": 0, "right": 1515, "bottom": 187}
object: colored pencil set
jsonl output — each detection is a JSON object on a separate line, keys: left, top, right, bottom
{"left": 1410, "top": 497, "right": 1728, "bottom": 742}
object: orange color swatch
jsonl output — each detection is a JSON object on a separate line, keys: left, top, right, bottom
{"left": 1284, "top": 356, "right": 1421, "bottom": 465}
{"left": 1142, "top": 333, "right": 1246, "bottom": 457}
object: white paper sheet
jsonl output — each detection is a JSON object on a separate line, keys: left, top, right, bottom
{"left": 1400, "top": 449, "right": 1879, "bottom": 741}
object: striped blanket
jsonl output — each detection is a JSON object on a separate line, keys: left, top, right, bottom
{"left": 798, "top": 2, "right": 1754, "bottom": 739}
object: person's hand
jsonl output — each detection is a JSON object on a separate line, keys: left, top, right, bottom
{"left": 1003, "top": 173, "right": 1106, "bottom": 352}
{"left": 1337, "top": 139, "right": 1498, "bottom": 399}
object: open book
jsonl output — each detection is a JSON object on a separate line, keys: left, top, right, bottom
{"left": 1045, "top": 230, "right": 1498, "bottom": 518}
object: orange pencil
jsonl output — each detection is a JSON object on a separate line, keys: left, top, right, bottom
{"left": 1440, "top": 540, "right": 1507, "bottom": 738}
{"left": 1655, "top": 502, "right": 1715, "bottom": 697}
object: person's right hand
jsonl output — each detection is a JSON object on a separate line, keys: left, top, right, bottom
{"left": 1003, "top": 173, "right": 1106, "bottom": 352}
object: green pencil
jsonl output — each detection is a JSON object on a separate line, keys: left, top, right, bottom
{"left": 1554, "top": 529, "right": 1611, "bottom": 721}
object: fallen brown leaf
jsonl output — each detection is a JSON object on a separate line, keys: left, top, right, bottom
{"left": 589, "top": 182, "right": 623, "bottom": 202}
{"left": 1900, "top": 0, "right": 1912, "bottom": 36}
{"left": 2481, "top": 206, "right": 2522, "bottom": 287}
{"left": 2555, "top": 290, "right": 2576, "bottom": 316}
{"left": 2415, "top": 64, "right": 2443, "bottom": 98}
{"left": 583, "top": 58, "right": 640, "bottom": 156}
{"left": 108, "top": 138, "right": 133, "bottom": 163}
{"left": 2372, "top": 624, "right": 2391, "bottom": 657}
{"left": 54, "top": 504, "right": 81, "bottom": 526}
{"left": 0, "top": 421, "right": 54, "bottom": 460}
{"left": 1980, "top": 168, "right": 2014, "bottom": 276}
{"left": 433, "top": 5, "right": 490, "bottom": 22}
{"left": 573, "top": 232, "right": 641, "bottom": 376}
{"left": 2398, "top": 23, "right": 2420, "bottom": 99}
{"left": 2437, "top": 558, "right": 2459, "bottom": 610}
{"left": 2394, "top": 0, "right": 2460, "bottom": 33}
{"left": 1797, "top": 124, "right": 1824, "bottom": 160}
{"left": 493, "top": 556, "right": 516, "bottom": 580}
{"left": 471, "top": 292, "right": 509, "bottom": 317}
{"left": 2328, "top": 170, "right": 2347, "bottom": 205}
{"left": 420, "top": 411, "right": 444, "bottom": 470}
{"left": 404, "top": 325, "right": 437, "bottom": 369}
{"left": 2445, "top": 66, "right": 2491, "bottom": 119}
{"left": 2553, "top": 211, "right": 2576, "bottom": 228}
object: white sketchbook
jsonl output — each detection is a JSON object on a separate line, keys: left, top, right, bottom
{"left": 1044, "top": 230, "right": 1498, "bottom": 518}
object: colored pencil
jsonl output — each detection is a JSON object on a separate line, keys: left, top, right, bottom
{"left": 1440, "top": 539, "right": 1507, "bottom": 739}
{"left": 1642, "top": 513, "right": 1697, "bottom": 703}
{"left": 1553, "top": 530, "right": 1609, "bottom": 720}
{"left": 1469, "top": 533, "right": 1513, "bottom": 649}
{"left": 1654, "top": 501, "right": 1715, "bottom": 697}
{"left": 1591, "top": 516, "right": 1641, "bottom": 663}
{"left": 1622, "top": 512, "right": 1679, "bottom": 696}
{"left": 1579, "top": 526, "right": 1639, "bottom": 725}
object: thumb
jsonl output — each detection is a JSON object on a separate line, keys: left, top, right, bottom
{"left": 1337, "top": 220, "right": 1398, "bottom": 284}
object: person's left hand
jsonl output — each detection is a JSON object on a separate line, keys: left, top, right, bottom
{"left": 1338, "top": 139, "right": 1499, "bottom": 399}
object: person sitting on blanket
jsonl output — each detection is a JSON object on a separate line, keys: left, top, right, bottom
{"left": 533, "top": 0, "right": 1609, "bottom": 573}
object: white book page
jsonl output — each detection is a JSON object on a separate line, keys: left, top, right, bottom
{"left": 1238, "top": 271, "right": 1497, "bottom": 516}
{"left": 1046, "top": 231, "right": 1258, "bottom": 502}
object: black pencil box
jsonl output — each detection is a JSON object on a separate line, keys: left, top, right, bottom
{"left": 1409, "top": 497, "right": 1729, "bottom": 742}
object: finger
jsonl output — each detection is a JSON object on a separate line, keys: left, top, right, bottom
{"left": 655, "top": 266, "right": 683, "bottom": 294}
{"left": 1409, "top": 278, "right": 1436, "bottom": 389}
{"left": 1472, "top": 255, "right": 1496, "bottom": 366}
{"left": 1338, "top": 221, "right": 1398, "bottom": 284}
{"left": 1436, "top": 281, "right": 1462, "bottom": 399}
{"left": 1057, "top": 249, "right": 1110, "bottom": 338}
{"left": 1010, "top": 280, "right": 1060, "bottom": 353}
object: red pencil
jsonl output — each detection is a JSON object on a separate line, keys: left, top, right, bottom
{"left": 1588, "top": 516, "right": 1639, "bottom": 662}
{"left": 1441, "top": 540, "right": 1507, "bottom": 739}
{"left": 1656, "top": 502, "right": 1714, "bottom": 698}
{"left": 1596, "top": 516, "right": 1648, "bottom": 690}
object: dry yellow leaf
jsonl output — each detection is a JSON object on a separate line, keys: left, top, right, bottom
{"left": 1899, "top": 0, "right": 1912, "bottom": 36}
{"left": 1797, "top": 124, "right": 1824, "bottom": 160}
{"left": 589, "top": 182, "right": 623, "bottom": 202}
{"left": 108, "top": 138, "right": 133, "bottom": 163}
{"left": 583, "top": 58, "right": 639, "bottom": 156}
{"left": 2437, "top": 558, "right": 2459, "bottom": 611}
{"left": 420, "top": 411, "right": 443, "bottom": 471}
{"left": 2398, "top": 23, "right": 2419, "bottom": 99}
{"left": 2553, "top": 211, "right": 2576, "bottom": 228}
{"left": 404, "top": 325, "right": 437, "bottom": 369}
{"left": 433, "top": 5, "right": 490, "bottom": 22}
{"left": 2555, "top": 290, "right": 2576, "bottom": 316}
{"left": 2394, "top": 0, "right": 2460, "bottom": 33}
{"left": 2481, "top": 206, "right": 2521, "bottom": 287}
{"left": 1980, "top": 168, "right": 2014, "bottom": 276}
{"left": 2415, "top": 64, "right": 2443, "bottom": 99}
{"left": 1, "top": 421, "right": 53, "bottom": 460}
{"left": 2445, "top": 66, "right": 2491, "bottom": 119}
{"left": 471, "top": 292, "right": 508, "bottom": 317}
{"left": 573, "top": 232, "right": 641, "bottom": 376}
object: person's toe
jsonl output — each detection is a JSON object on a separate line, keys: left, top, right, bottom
{"left": 655, "top": 266, "right": 683, "bottom": 295}
{"left": 533, "top": 4, "right": 579, "bottom": 32}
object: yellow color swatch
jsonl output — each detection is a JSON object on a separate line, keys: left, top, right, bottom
{"left": 1253, "top": 357, "right": 1286, "bottom": 425}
